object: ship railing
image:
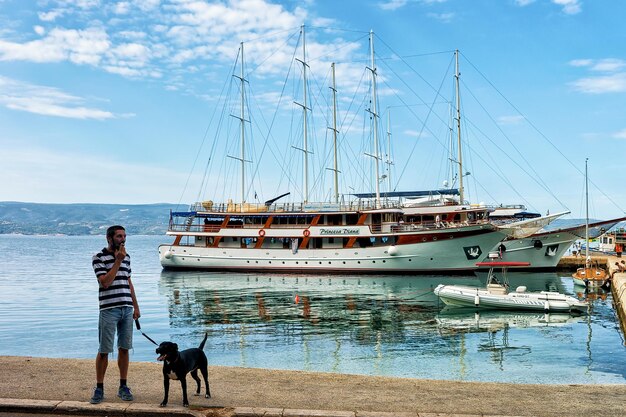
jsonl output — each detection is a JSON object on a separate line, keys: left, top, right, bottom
{"left": 188, "top": 199, "right": 402, "bottom": 213}
{"left": 169, "top": 217, "right": 490, "bottom": 234}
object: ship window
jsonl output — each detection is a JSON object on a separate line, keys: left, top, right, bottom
{"left": 327, "top": 214, "right": 342, "bottom": 225}
{"left": 345, "top": 213, "right": 359, "bottom": 224}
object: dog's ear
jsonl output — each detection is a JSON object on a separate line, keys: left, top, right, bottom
{"left": 173, "top": 343, "right": 178, "bottom": 350}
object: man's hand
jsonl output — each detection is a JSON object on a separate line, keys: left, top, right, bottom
{"left": 115, "top": 243, "right": 127, "bottom": 262}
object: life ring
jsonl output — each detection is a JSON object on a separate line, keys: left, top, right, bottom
{"left": 303, "top": 229, "right": 311, "bottom": 237}
{"left": 258, "top": 229, "right": 266, "bottom": 237}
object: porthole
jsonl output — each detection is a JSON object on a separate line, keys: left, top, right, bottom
{"left": 422, "top": 238, "right": 427, "bottom": 242}
{"left": 433, "top": 237, "right": 437, "bottom": 241}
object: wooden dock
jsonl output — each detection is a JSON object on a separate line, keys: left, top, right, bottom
{"left": 560, "top": 254, "right": 626, "bottom": 344}
{"left": 557, "top": 254, "right": 609, "bottom": 270}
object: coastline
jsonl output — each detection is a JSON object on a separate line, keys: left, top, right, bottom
{"left": 1, "top": 355, "right": 625, "bottom": 417}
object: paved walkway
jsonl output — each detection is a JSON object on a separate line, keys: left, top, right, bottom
{"left": 1, "top": 356, "right": 626, "bottom": 417}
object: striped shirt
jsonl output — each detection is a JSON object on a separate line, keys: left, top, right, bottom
{"left": 92, "top": 247, "right": 133, "bottom": 310}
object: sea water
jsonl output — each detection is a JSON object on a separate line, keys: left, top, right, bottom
{"left": 0, "top": 234, "right": 625, "bottom": 384}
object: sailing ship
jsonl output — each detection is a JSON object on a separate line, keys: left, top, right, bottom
{"left": 159, "top": 28, "right": 508, "bottom": 273}
{"left": 572, "top": 159, "right": 609, "bottom": 286}
{"left": 485, "top": 215, "right": 625, "bottom": 270}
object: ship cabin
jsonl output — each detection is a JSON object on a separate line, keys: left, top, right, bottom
{"left": 166, "top": 194, "right": 493, "bottom": 252}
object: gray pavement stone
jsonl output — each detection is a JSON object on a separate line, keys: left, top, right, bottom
{"left": 56, "top": 400, "right": 127, "bottom": 415}
{"left": 418, "top": 414, "right": 482, "bottom": 417}
{"left": 262, "top": 408, "right": 287, "bottom": 417}
{"left": 357, "top": 412, "right": 418, "bottom": 417}
{"left": 283, "top": 409, "right": 355, "bottom": 417}
{"left": 233, "top": 407, "right": 275, "bottom": 416}
{"left": 0, "top": 398, "right": 59, "bottom": 413}
{"left": 127, "top": 402, "right": 206, "bottom": 416}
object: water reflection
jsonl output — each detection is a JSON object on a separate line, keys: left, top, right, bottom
{"left": 150, "top": 270, "right": 626, "bottom": 383}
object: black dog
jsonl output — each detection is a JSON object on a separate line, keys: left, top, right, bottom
{"left": 156, "top": 333, "right": 211, "bottom": 407}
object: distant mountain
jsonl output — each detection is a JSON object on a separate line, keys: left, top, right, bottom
{"left": 0, "top": 202, "right": 182, "bottom": 235}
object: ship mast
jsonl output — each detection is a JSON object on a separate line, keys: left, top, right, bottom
{"left": 228, "top": 42, "right": 249, "bottom": 205}
{"left": 330, "top": 62, "right": 339, "bottom": 203}
{"left": 454, "top": 49, "right": 464, "bottom": 204}
{"left": 385, "top": 111, "right": 393, "bottom": 194}
{"left": 585, "top": 158, "right": 589, "bottom": 264}
{"left": 294, "top": 25, "right": 311, "bottom": 203}
{"left": 366, "top": 30, "right": 381, "bottom": 207}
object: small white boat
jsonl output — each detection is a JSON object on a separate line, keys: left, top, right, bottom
{"left": 434, "top": 262, "right": 588, "bottom": 313}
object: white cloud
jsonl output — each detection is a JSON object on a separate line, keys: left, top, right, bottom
{"left": 0, "top": 0, "right": 362, "bottom": 92}
{"left": 0, "top": 75, "right": 121, "bottom": 119}
{"left": 136, "top": 0, "right": 160, "bottom": 12}
{"left": 613, "top": 129, "right": 626, "bottom": 139}
{"left": 570, "top": 58, "right": 626, "bottom": 94}
{"left": 110, "top": 42, "right": 151, "bottom": 66}
{"left": 570, "top": 73, "right": 626, "bottom": 94}
{"left": 0, "top": 27, "right": 110, "bottom": 65}
{"left": 514, "top": 0, "right": 581, "bottom": 14}
{"left": 113, "top": 1, "right": 131, "bottom": 15}
{"left": 427, "top": 12, "right": 454, "bottom": 23}
{"left": 553, "top": 0, "right": 581, "bottom": 15}
{"left": 38, "top": 10, "right": 65, "bottom": 22}
{"left": 497, "top": 115, "right": 525, "bottom": 125}
{"left": 591, "top": 58, "right": 626, "bottom": 73}
{"left": 380, "top": 0, "right": 408, "bottom": 11}
{"left": 569, "top": 59, "right": 592, "bottom": 67}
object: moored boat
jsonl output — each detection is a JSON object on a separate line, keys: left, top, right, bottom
{"left": 572, "top": 159, "right": 610, "bottom": 286}
{"left": 159, "top": 199, "right": 506, "bottom": 273}
{"left": 434, "top": 262, "right": 588, "bottom": 313}
{"left": 485, "top": 217, "right": 626, "bottom": 270}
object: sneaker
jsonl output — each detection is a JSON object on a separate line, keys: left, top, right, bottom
{"left": 117, "top": 385, "right": 134, "bottom": 401}
{"left": 90, "top": 387, "right": 104, "bottom": 404}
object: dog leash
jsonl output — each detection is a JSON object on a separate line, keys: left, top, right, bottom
{"left": 135, "top": 319, "right": 158, "bottom": 346}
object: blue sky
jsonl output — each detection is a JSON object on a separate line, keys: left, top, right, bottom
{"left": 0, "top": 0, "right": 624, "bottom": 219}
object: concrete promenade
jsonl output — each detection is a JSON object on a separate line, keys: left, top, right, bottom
{"left": 2, "top": 356, "right": 626, "bottom": 417}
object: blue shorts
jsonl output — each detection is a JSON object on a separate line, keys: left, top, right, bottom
{"left": 98, "top": 306, "right": 133, "bottom": 353}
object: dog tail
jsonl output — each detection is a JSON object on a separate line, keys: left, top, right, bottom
{"left": 198, "top": 332, "right": 208, "bottom": 350}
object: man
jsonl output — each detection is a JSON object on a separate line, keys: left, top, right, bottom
{"left": 90, "top": 225, "right": 140, "bottom": 404}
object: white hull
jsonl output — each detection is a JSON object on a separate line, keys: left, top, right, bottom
{"left": 433, "top": 284, "right": 588, "bottom": 313}
{"left": 486, "top": 232, "right": 576, "bottom": 269}
{"left": 160, "top": 227, "right": 506, "bottom": 273}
